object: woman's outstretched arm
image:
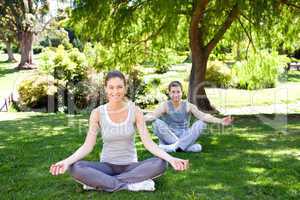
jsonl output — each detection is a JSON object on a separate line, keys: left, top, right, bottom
{"left": 135, "top": 106, "right": 189, "bottom": 171}
{"left": 49, "top": 109, "right": 100, "bottom": 175}
{"left": 188, "top": 102, "right": 233, "bottom": 125}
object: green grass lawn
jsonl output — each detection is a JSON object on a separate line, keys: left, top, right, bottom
{"left": 288, "top": 70, "right": 300, "bottom": 83}
{"left": 1, "top": 113, "right": 299, "bottom": 199}
{"left": 143, "top": 65, "right": 300, "bottom": 109}
{"left": 0, "top": 54, "right": 39, "bottom": 98}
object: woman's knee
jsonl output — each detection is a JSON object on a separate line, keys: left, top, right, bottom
{"left": 68, "top": 160, "right": 86, "bottom": 174}
{"left": 193, "top": 120, "right": 207, "bottom": 130}
{"left": 153, "top": 118, "right": 169, "bottom": 127}
{"left": 152, "top": 157, "right": 168, "bottom": 172}
{"left": 152, "top": 119, "right": 165, "bottom": 134}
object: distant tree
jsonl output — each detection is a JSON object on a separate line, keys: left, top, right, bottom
{"left": 0, "top": 0, "right": 49, "bottom": 69}
{"left": 0, "top": 17, "right": 17, "bottom": 62}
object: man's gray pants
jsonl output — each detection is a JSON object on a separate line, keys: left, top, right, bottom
{"left": 152, "top": 119, "right": 206, "bottom": 151}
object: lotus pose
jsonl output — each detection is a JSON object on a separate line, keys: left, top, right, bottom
{"left": 49, "top": 71, "right": 188, "bottom": 192}
{"left": 144, "top": 81, "right": 233, "bottom": 153}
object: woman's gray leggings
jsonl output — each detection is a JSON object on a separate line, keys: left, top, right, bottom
{"left": 68, "top": 157, "right": 167, "bottom": 192}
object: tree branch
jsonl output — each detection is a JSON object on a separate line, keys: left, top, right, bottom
{"left": 33, "top": 17, "right": 53, "bottom": 34}
{"left": 282, "top": 1, "right": 300, "bottom": 10}
{"left": 237, "top": 16, "right": 256, "bottom": 53}
{"left": 240, "top": 11, "right": 256, "bottom": 26}
{"left": 206, "top": 4, "right": 240, "bottom": 53}
{"left": 190, "top": 0, "right": 209, "bottom": 48}
{"left": 134, "top": 18, "right": 167, "bottom": 45}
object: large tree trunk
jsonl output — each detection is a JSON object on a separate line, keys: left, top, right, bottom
{"left": 5, "top": 41, "right": 17, "bottom": 62}
{"left": 188, "top": 47, "right": 217, "bottom": 113}
{"left": 188, "top": 2, "right": 239, "bottom": 113}
{"left": 17, "top": 31, "right": 35, "bottom": 69}
{"left": 188, "top": 0, "right": 216, "bottom": 113}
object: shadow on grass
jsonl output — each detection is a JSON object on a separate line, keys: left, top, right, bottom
{"left": 0, "top": 66, "right": 18, "bottom": 78}
{"left": 0, "top": 114, "right": 299, "bottom": 199}
{"left": 288, "top": 71, "right": 300, "bottom": 82}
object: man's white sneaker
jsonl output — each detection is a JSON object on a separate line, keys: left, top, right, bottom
{"left": 158, "top": 143, "right": 178, "bottom": 152}
{"left": 127, "top": 179, "right": 155, "bottom": 192}
{"left": 186, "top": 143, "right": 202, "bottom": 152}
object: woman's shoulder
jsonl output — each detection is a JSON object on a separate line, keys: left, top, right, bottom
{"left": 90, "top": 107, "right": 101, "bottom": 121}
{"left": 127, "top": 100, "right": 140, "bottom": 112}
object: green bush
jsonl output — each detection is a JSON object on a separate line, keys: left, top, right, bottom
{"left": 37, "top": 45, "right": 90, "bottom": 112}
{"left": 144, "top": 48, "right": 183, "bottom": 74}
{"left": 232, "top": 50, "right": 289, "bottom": 90}
{"left": 39, "top": 45, "right": 88, "bottom": 84}
{"left": 39, "top": 28, "right": 72, "bottom": 49}
{"left": 2, "top": 44, "right": 19, "bottom": 53}
{"left": 135, "top": 89, "right": 167, "bottom": 109}
{"left": 18, "top": 75, "right": 58, "bottom": 109}
{"left": 33, "top": 45, "right": 43, "bottom": 54}
{"left": 205, "top": 61, "right": 232, "bottom": 88}
{"left": 135, "top": 76, "right": 170, "bottom": 108}
{"left": 126, "top": 68, "right": 146, "bottom": 102}
{"left": 0, "top": 43, "right": 5, "bottom": 52}
{"left": 154, "top": 65, "right": 170, "bottom": 74}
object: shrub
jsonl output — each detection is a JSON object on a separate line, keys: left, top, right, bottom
{"left": 37, "top": 45, "right": 90, "bottom": 112}
{"left": 39, "top": 28, "right": 72, "bottom": 49}
{"left": 135, "top": 77, "right": 168, "bottom": 108}
{"left": 205, "top": 61, "right": 232, "bottom": 88}
{"left": 39, "top": 45, "right": 88, "bottom": 85}
{"left": 154, "top": 65, "right": 170, "bottom": 74}
{"left": 126, "top": 68, "right": 146, "bottom": 102}
{"left": 232, "top": 50, "right": 289, "bottom": 90}
{"left": 33, "top": 45, "right": 43, "bottom": 54}
{"left": 18, "top": 75, "right": 58, "bottom": 110}
{"left": 2, "top": 44, "right": 19, "bottom": 53}
{"left": 0, "top": 43, "right": 5, "bottom": 52}
{"left": 135, "top": 90, "right": 167, "bottom": 109}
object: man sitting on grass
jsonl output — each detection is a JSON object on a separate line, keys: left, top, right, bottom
{"left": 145, "top": 81, "right": 233, "bottom": 153}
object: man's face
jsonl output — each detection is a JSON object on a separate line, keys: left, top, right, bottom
{"left": 169, "top": 86, "right": 182, "bottom": 102}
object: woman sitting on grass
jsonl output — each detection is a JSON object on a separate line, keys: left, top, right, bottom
{"left": 49, "top": 70, "right": 188, "bottom": 192}
{"left": 145, "top": 80, "right": 233, "bottom": 153}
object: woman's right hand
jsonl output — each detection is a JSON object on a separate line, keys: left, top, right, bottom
{"left": 169, "top": 157, "right": 189, "bottom": 171}
{"left": 49, "top": 160, "right": 70, "bottom": 176}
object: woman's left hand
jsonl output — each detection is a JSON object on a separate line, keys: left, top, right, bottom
{"left": 169, "top": 157, "right": 189, "bottom": 171}
{"left": 222, "top": 116, "right": 234, "bottom": 126}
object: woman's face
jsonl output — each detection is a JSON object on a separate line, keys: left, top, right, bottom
{"left": 105, "top": 77, "right": 126, "bottom": 103}
{"left": 169, "top": 86, "right": 182, "bottom": 102}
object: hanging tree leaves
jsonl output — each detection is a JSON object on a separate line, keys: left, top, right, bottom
{"left": 70, "top": 0, "right": 300, "bottom": 111}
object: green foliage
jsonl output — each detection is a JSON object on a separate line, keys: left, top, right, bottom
{"left": 39, "top": 28, "right": 72, "bottom": 49}
{"left": 0, "top": 43, "right": 5, "bottom": 51}
{"left": 84, "top": 42, "right": 146, "bottom": 73}
{"left": 2, "top": 44, "right": 19, "bottom": 53}
{"left": 135, "top": 78, "right": 167, "bottom": 108}
{"left": 71, "top": 1, "right": 189, "bottom": 74}
{"left": 150, "top": 48, "right": 184, "bottom": 74}
{"left": 126, "top": 68, "right": 146, "bottom": 102}
{"left": 135, "top": 89, "right": 167, "bottom": 109}
{"left": 33, "top": 45, "right": 43, "bottom": 54}
{"left": 39, "top": 45, "right": 88, "bottom": 84}
{"left": 232, "top": 50, "right": 290, "bottom": 90}
{"left": 205, "top": 61, "right": 232, "bottom": 88}
{"left": 18, "top": 75, "right": 58, "bottom": 109}
{"left": 36, "top": 45, "right": 90, "bottom": 112}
